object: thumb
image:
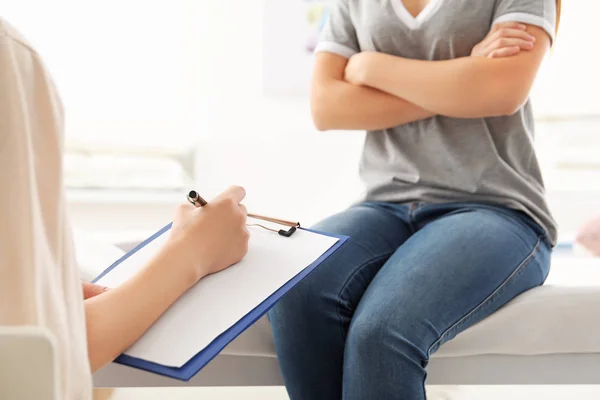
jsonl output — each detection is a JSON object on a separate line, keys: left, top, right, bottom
{"left": 213, "top": 186, "right": 247, "bottom": 205}
{"left": 174, "top": 202, "right": 196, "bottom": 220}
{"left": 82, "top": 282, "right": 109, "bottom": 300}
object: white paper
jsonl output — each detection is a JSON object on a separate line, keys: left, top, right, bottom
{"left": 96, "top": 222, "right": 339, "bottom": 367}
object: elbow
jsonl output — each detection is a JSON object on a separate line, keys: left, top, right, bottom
{"left": 310, "top": 95, "right": 334, "bottom": 132}
{"left": 312, "top": 108, "right": 332, "bottom": 131}
{"left": 87, "top": 339, "right": 120, "bottom": 373}
{"left": 89, "top": 354, "right": 106, "bottom": 373}
{"left": 486, "top": 80, "right": 529, "bottom": 116}
{"left": 87, "top": 342, "right": 110, "bottom": 373}
{"left": 85, "top": 306, "right": 117, "bottom": 373}
{"left": 493, "top": 96, "right": 526, "bottom": 116}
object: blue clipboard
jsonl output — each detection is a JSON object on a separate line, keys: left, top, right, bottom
{"left": 93, "top": 224, "right": 348, "bottom": 381}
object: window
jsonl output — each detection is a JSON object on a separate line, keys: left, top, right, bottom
{"left": 528, "top": 3, "right": 600, "bottom": 236}
{"left": 4, "top": 1, "right": 599, "bottom": 240}
{"left": 531, "top": 3, "right": 600, "bottom": 188}
{"left": 3, "top": 0, "right": 209, "bottom": 192}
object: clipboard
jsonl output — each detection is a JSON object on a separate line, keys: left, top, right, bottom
{"left": 93, "top": 222, "right": 348, "bottom": 381}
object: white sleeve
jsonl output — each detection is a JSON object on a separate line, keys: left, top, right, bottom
{"left": 314, "top": 0, "right": 361, "bottom": 58}
{"left": 0, "top": 33, "right": 47, "bottom": 324}
{"left": 0, "top": 30, "right": 80, "bottom": 327}
{"left": 492, "top": 0, "right": 557, "bottom": 43}
{"left": 0, "top": 22, "right": 93, "bottom": 398}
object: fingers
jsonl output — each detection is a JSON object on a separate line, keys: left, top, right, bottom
{"left": 491, "top": 28, "right": 536, "bottom": 43}
{"left": 488, "top": 37, "right": 535, "bottom": 53}
{"left": 214, "top": 185, "right": 247, "bottom": 205}
{"left": 82, "top": 282, "right": 108, "bottom": 300}
{"left": 174, "top": 202, "right": 195, "bottom": 220}
{"left": 478, "top": 27, "right": 536, "bottom": 58}
{"left": 488, "top": 46, "right": 521, "bottom": 59}
{"left": 492, "top": 21, "right": 527, "bottom": 32}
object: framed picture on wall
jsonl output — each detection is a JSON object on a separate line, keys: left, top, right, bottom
{"left": 263, "top": 0, "right": 332, "bottom": 95}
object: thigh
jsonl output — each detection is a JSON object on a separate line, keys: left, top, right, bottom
{"left": 269, "top": 203, "right": 414, "bottom": 400}
{"left": 271, "top": 202, "right": 413, "bottom": 326}
{"left": 349, "top": 206, "right": 551, "bottom": 359}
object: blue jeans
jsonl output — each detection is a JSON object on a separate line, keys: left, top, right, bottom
{"left": 269, "top": 202, "right": 551, "bottom": 400}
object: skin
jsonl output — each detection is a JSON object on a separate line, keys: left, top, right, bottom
{"left": 343, "top": 25, "right": 551, "bottom": 118}
{"left": 81, "top": 17, "right": 548, "bottom": 372}
{"left": 83, "top": 186, "right": 250, "bottom": 371}
{"left": 402, "top": 0, "right": 435, "bottom": 18}
{"left": 311, "top": 21, "right": 543, "bottom": 131}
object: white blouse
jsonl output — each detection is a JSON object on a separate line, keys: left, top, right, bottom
{"left": 0, "top": 18, "right": 93, "bottom": 399}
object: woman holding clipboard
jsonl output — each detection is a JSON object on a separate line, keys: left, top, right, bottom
{"left": 0, "top": 18, "right": 249, "bottom": 400}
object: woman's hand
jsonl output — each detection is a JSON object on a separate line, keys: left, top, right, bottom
{"left": 84, "top": 187, "right": 249, "bottom": 372}
{"left": 344, "top": 22, "right": 536, "bottom": 87}
{"left": 344, "top": 52, "right": 379, "bottom": 86}
{"left": 168, "top": 186, "right": 250, "bottom": 281}
{"left": 471, "top": 21, "right": 536, "bottom": 58}
{"left": 82, "top": 282, "right": 108, "bottom": 299}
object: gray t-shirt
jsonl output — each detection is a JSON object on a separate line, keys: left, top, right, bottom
{"left": 316, "top": 0, "right": 558, "bottom": 244}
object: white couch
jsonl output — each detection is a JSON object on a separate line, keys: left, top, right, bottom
{"left": 76, "top": 233, "right": 600, "bottom": 389}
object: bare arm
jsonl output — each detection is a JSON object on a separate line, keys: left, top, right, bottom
{"left": 1, "top": 27, "right": 250, "bottom": 374}
{"left": 345, "top": 25, "right": 551, "bottom": 118}
{"left": 86, "top": 190, "right": 249, "bottom": 371}
{"left": 0, "top": 33, "right": 180, "bottom": 373}
{"left": 84, "top": 244, "right": 194, "bottom": 370}
{"left": 311, "top": 52, "right": 434, "bottom": 131}
{"left": 313, "top": 22, "right": 538, "bottom": 131}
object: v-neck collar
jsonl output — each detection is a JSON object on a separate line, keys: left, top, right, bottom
{"left": 391, "top": 0, "right": 444, "bottom": 30}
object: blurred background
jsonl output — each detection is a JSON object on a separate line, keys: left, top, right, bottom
{"left": 4, "top": 0, "right": 599, "bottom": 248}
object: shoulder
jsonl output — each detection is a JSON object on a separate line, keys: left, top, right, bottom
{"left": 0, "top": 18, "right": 57, "bottom": 153}
{"left": 331, "top": 0, "right": 364, "bottom": 12}
{"left": 0, "top": 17, "right": 38, "bottom": 55}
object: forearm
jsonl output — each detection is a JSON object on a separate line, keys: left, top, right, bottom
{"left": 311, "top": 79, "right": 434, "bottom": 131}
{"left": 362, "top": 54, "right": 534, "bottom": 118}
{"left": 85, "top": 242, "right": 197, "bottom": 371}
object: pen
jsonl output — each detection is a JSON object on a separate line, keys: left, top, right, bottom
{"left": 186, "top": 189, "right": 299, "bottom": 237}
{"left": 187, "top": 190, "right": 208, "bottom": 207}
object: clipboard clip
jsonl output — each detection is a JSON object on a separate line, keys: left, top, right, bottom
{"left": 187, "top": 190, "right": 300, "bottom": 237}
{"left": 247, "top": 213, "right": 301, "bottom": 238}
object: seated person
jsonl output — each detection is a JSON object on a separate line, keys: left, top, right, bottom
{"left": 0, "top": 18, "right": 249, "bottom": 400}
{"left": 269, "top": 0, "right": 561, "bottom": 399}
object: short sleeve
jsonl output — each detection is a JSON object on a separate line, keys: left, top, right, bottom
{"left": 492, "top": 0, "right": 557, "bottom": 43}
{"left": 314, "top": 0, "right": 360, "bottom": 58}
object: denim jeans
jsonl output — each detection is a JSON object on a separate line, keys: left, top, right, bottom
{"left": 268, "top": 202, "right": 551, "bottom": 400}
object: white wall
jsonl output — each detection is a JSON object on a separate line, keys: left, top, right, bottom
{"left": 66, "top": 0, "right": 599, "bottom": 243}
{"left": 190, "top": 0, "right": 365, "bottom": 226}
{"left": 67, "top": 0, "right": 365, "bottom": 240}
{"left": 190, "top": 0, "right": 599, "bottom": 238}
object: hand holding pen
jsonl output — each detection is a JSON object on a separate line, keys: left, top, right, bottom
{"left": 187, "top": 190, "right": 208, "bottom": 207}
{"left": 168, "top": 186, "right": 250, "bottom": 280}
{"left": 187, "top": 189, "right": 300, "bottom": 237}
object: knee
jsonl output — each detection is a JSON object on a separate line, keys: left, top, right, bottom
{"left": 347, "top": 309, "right": 427, "bottom": 361}
{"left": 269, "top": 271, "right": 333, "bottom": 333}
{"left": 346, "top": 313, "right": 390, "bottom": 354}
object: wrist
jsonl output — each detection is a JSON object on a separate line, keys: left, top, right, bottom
{"left": 360, "top": 52, "right": 382, "bottom": 86}
{"left": 157, "top": 238, "right": 208, "bottom": 289}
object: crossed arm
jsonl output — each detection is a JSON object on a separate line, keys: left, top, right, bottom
{"left": 312, "top": 25, "right": 551, "bottom": 131}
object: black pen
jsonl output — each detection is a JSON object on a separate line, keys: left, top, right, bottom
{"left": 187, "top": 190, "right": 208, "bottom": 207}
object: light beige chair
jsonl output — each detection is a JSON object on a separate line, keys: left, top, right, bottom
{"left": 0, "top": 326, "right": 58, "bottom": 400}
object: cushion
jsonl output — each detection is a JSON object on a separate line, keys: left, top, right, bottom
{"left": 576, "top": 215, "right": 600, "bottom": 256}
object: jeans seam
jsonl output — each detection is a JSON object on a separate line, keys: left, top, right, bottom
{"left": 426, "top": 236, "right": 542, "bottom": 357}
{"left": 336, "top": 253, "right": 393, "bottom": 343}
